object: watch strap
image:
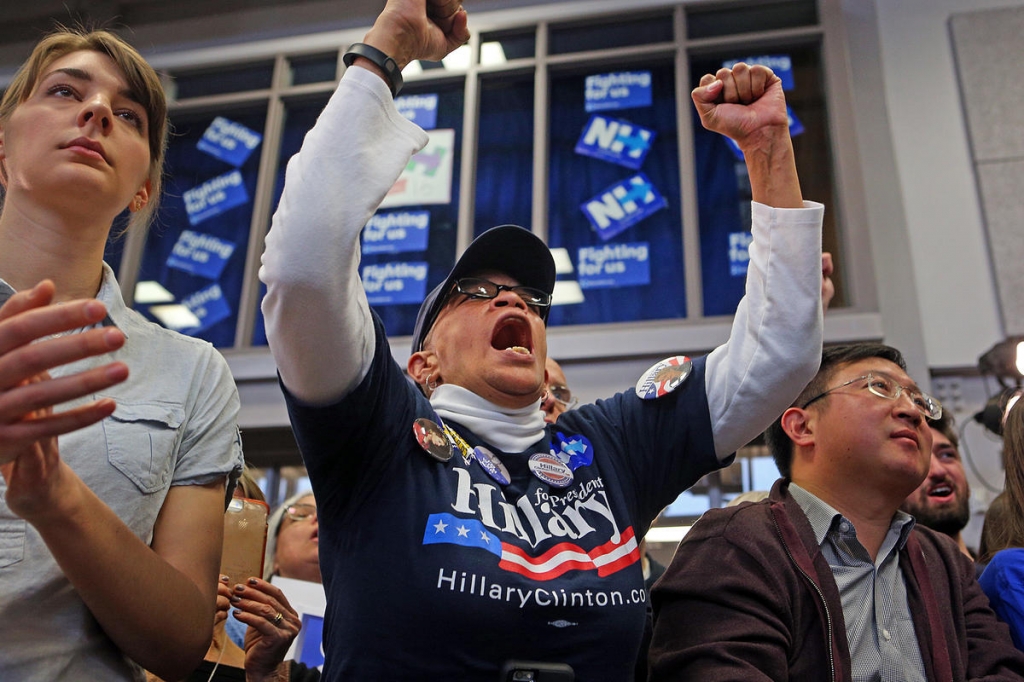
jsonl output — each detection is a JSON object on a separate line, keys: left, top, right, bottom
{"left": 343, "top": 43, "right": 404, "bottom": 97}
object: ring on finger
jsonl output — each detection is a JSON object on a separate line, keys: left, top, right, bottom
{"left": 272, "top": 611, "right": 284, "bottom": 626}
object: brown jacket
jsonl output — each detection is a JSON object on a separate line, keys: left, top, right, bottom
{"left": 649, "top": 480, "right": 1024, "bottom": 681}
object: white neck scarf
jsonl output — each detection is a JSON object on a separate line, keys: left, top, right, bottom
{"left": 430, "top": 384, "right": 546, "bottom": 453}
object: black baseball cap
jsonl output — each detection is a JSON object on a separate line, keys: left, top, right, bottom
{"left": 411, "top": 225, "right": 556, "bottom": 354}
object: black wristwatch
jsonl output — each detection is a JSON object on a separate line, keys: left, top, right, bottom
{"left": 343, "top": 43, "right": 404, "bottom": 97}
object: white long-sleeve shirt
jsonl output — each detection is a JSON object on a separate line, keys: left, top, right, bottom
{"left": 260, "top": 65, "right": 825, "bottom": 460}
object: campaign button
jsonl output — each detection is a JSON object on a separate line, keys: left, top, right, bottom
{"left": 474, "top": 446, "right": 511, "bottom": 486}
{"left": 413, "top": 418, "right": 452, "bottom": 462}
{"left": 635, "top": 355, "right": 692, "bottom": 399}
{"left": 555, "top": 432, "right": 594, "bottom": 470}
{"left": 528, "top": 452, "right": 574, "bottom": 488}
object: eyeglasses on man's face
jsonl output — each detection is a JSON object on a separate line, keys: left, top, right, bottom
{"left": 284, "top": 503, "right": 318, "bottom": 523}
{"left": 800, "top": 371, "right": 942, "bottom": 420}
{"left": 545, "top": 384, "right": 579, "bottom": 410}
{"left": 451, "top": 277, "right": 551, "bottom": 318}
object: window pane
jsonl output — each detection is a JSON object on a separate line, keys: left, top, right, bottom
{"left": 475, "top": 76, "right": 534, "bottom": 235}
{"left": 172, "top": 62, "right": 275, "bottom": 99}
{"left": 254, "top": 83, "right": 465, "bottom": 344}
{"left": 690, "top": 43, "right": 842, "bottom": 316}
{"left": 686, "top": 0, "right": 817, "bottom": 40}
{"left": 550, "top": 13, "right": 673, "bottom": 54}
{"left": 137, "top": 106, "right": 266, "bottom": 347}
{"left": 546, "top": 62, "right": 685, "bottom": 326}
{"left": 361, "top": 81, "right": 464, "bottom": 338}
{"left": 479, "top": 29, "right": 536, "bottom": 63}
{"left": 253, "top": 94, "right": 330, "bottom": 347}
{"left": 289, "top": 53, "right": 338, "bottom": 86}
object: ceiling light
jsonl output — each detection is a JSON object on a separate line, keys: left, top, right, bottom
{"left": 134, "top": 280, "right": 175, "bottom": 304}
{"left": 480, "top": 42, "right": 507, "bottom": 66}
{"left": 550, "top": 248, "right": 574, "bottom": 275}
{"left": 148, "top": 304, "right": 201, "bottom": 331}
{"left": 441, "top": 45, "right": 471, "bottom": 71}
{"left": 552, "top": 280, "right": 584, "bottom": 306}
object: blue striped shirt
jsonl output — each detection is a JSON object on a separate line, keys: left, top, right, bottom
{"left": 789, "top": 484, "right": 927, "bottom": 682}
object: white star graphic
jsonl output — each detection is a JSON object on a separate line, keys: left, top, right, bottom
{"left": 433, "top": 519, "right": 448, "bottom": 534}
{"left": 480, "top": 532, "right": 490, "bottom": 544}
{"left": 456, "top": 525, "right": 470, "bottom": 538}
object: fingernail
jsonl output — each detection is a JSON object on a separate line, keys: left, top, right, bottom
{"left": 248, "top": 578, "right": 259, "bottom": 585}
{"left": 230, "top": 595, "right": 241, "bottom": 603}
{"left": 85, "top": 301, "right": 105, "bottom": 318}
{"left": 235, "top": 584, "right": 245, "bottom": 592}
{"left": 220, "top": 575, "right": 229, "bottom": 583}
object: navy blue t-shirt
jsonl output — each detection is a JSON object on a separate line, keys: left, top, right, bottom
{"left": 284, "top": 314, "right": 720, "bottom": 681}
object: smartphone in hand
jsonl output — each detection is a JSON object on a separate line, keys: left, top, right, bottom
{"left": 220, "top": 497, "right": 270, "bottom": 587}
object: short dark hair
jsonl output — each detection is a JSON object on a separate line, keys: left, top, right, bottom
{"left": 764, "top": 342, "right": 906, "bottom": 478}
{"left": 927, "top": 410, "right": 958, "bottom": 449}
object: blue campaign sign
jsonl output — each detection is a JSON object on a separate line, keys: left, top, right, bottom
{"left": 180, "top": 284, "right": 232, "bottom": 335}
{"left": 580, "top": 172, "right": 668, "bottom": 241}
{"left": 395, "top": 93, "right": 439, "bottom": 130}
{"left": 577, "top": 242, "right": 651, "bottom": 290}
{"left": 297, "top": 614, "right": 325, "bottom": 668}
{"left": 196, "top": 116, "right": 263, "bottom": 167}
{"left": 728, "top": 231, "right": 753, "bottom": 277}
{"left": 585, "top": 71, "right": 652, "bottom": 112}
{"left": 166, "top": 230, "right": 236, "bottom": 280}
{"left": 361, "top": 261, "right": 430, "bottom": 306}
{"left": 574, "top": 114, "right": 656, "bottom": 170}
{"left": 362, "top": 210, "right": 430, "bottom": 255}
{"left": 722, "top": 54, "right": 795, "bottom": 90}
{"left": 183, "top": 170, "right": 249, "bottom": 227}
{"left": 724, "top": 106, "right": 804, "bottom": 161}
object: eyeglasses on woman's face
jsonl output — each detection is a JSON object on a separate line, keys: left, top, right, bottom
{"left": 284, "top": 503, "right": 318, "bottom": 523}
{"left": 451, "top": 277, "right": 551, "bottom": 318}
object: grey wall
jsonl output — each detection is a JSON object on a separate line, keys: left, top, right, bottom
{"left": 950, "top": 6, "right": 1024, "bottom": 337}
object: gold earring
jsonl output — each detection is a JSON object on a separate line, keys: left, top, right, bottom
{"left": 133, "top": 197, "right": 142, "bottom": 212}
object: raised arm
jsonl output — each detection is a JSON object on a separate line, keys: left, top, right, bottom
{"left": 259, "top": 0, "right": 469, "bottom": 405}
{"left": 692, "top": 65, "right": 824, "bottom": 459}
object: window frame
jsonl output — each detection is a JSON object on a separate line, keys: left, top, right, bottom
{"left": 107, "top": 0, "right": 881, "bottom": 362}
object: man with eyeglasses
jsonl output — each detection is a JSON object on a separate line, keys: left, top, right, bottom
{"left": 259, "top": 0, "right": 828, "bottom": 679}
{"left": 649, "top": 343, "right": 1024, "bottom": 681}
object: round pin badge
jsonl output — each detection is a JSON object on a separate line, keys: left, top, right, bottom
{"left": 554, "top": 432, "right": 594, "bottom": 471}
{"left": 473, "top": 446, "right": 511, "bottom": 486}
{"left": 528, "top": 452, "right": 574, "bottom": 488}
{"left": 413, "top": 418, "right": 453, "bottom": 462}
{"left": 635, "top": 355, "right": 693, "bottom": 400}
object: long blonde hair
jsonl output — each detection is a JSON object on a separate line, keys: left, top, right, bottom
{"left": 995, "top": 401, "right": 1024, "bottom": 556}
{"left": 981, "top": 400, "right": 1024, "bottom": 564}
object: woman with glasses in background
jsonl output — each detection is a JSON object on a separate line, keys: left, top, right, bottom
{"left": 265, "top": 492, "right": 322, "bottom": 584}
{"left": 223, "top": 491, "right": 322, "bottom": 682}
